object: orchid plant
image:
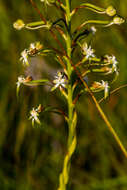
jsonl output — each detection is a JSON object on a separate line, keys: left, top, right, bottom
{"left": 13, "top": 1, "right": 127, "bottom": 189}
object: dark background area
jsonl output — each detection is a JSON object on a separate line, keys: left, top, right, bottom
{"left": 0, "top": 0, "right": 127, "bottom": 189}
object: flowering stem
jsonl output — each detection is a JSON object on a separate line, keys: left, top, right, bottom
{"left": 57, "top": 1, "right": 77, "bottom": 190}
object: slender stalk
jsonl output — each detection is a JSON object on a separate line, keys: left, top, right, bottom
{"left": 57, "top": 1, "right": 77, "bottom": 190}
{"left": 99, "top": 84, "right": 127, "bottom": 104}
{"left": 74, "top": 20, "right": 110, "bottom": 35}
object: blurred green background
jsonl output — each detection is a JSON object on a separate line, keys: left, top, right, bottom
{"left": 0, "top": 0, "right": 127, "bottom": 189}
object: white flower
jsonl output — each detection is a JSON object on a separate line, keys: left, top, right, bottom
{"left": 40, "top": 0, "right": 55, "bottom": 6}
{"left": 16, "top": 76, "right": 26, "bottom": 97}
{"left": 51, "top": 72, "right": 67, "bottom": 91}
{"left": 29, "top": 107, "right": 41, "bottom": 126}
{"left": 20, "top": 49, "right": 29, "bottom": 66}
{"left": 29, "top": 43, "right": 36, "bottom": 50}
{"left": 40, "top": 0, "right": 49, "bottom": 4}
{"left": 105, "top": 55, "right": 119, "bottom": 74}
{"left": 28, "top": 42, "right": 43, "bottom": 55}
{"left": 105, "top": 55, "right": 117, "bottom": 65}
{"left": 101, "top": 80, "right": 109, "bottom": 91}
{"left": 82, "top": 43, "right": 95, "bottom": 59}
{"left": 90, "top": 26, "right": 97, "bottom": 35}
{"left": 92, "top": 80, "right": 110, "bottom": 99}
{"left": 16, "top": 76, "right": 25, "bottom": 89}
{"left": 101, "top": 80, "right": 110, "bottom": 99}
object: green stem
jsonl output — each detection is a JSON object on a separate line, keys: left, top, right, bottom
{"left": 66, "top": 0, "right": 73, "bottom": 151}
{"left": 58, "top": 1, "right": 77, "bottom": 190}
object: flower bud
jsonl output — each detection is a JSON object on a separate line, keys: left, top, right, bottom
{"left": 106, "top": 6, "right": 116, "bottom": 17}
{"left": 13, "top": 19, "right": 25, "bottom": 30}
{"left": 37, "top": 104, "right": 44, "bottom": 113}
{"left": 113, "top": 16, "right": 125, "bottom": 25}
{"left": 28, "top": 42, "right": 43, "bottom": 55}
{"left": 24, "top": 76, "right": 33, "bottom": 83}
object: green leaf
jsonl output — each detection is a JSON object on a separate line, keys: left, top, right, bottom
{"left": 50, "top": 86, "right": 57, "bottom": 92}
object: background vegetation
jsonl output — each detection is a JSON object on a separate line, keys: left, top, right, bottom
{"left": 0, "top": 0, "right": 127, "bottom": 189}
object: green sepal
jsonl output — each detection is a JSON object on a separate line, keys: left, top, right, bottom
{"left": 16, "top": 85, "right": 20, "bottom": 99}
{"left": 24, "top": 79, "right": 50, "bottom": 86}
{"left": 50, "top": 86, "right": 57, "bottom": 92}
{"left": 26, "top": 21, "right": 45, "bottom": 27}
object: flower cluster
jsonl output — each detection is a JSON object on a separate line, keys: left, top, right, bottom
{"left": 13, "top": 1, "right": 124, "bottom": 129}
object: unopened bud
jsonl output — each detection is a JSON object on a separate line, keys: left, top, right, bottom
{"left": 37, "top": 104, "right": 43, "bottom": 113}
{"left": 13, "top": 19, "right": 25, "bottom": 30}
{"left": 106, "top": 6, "right": 116, "bottom": 17}
{"left": 24, "top": 76, "right": 33, "bottom": 83}
{"left": 101, "top": 67, "right": 110, "bottom": 72}
{"left": 92, "top": 82, "right": 102, "bottom": 89}
{"left": 113, "top": 16, "right": 125, "bottom": 25}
